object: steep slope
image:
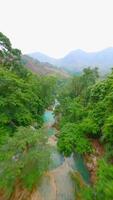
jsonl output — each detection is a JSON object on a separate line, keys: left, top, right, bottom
{"left": 29, "top": 47, "right": 113, "bottom": 73}
{"left": 22, "top": 55, "right": 70, "bottom": 77}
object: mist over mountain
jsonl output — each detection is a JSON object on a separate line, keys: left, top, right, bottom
{"left": 22, "top": 55, "right": 70, "bottom": 77}
{"left": 29, "top": 52, "right": 57, "bottom": 65}
{"left": 29, "top": 47, "right": 113, "bottom": 73}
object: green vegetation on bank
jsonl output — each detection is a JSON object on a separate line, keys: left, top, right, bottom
{"left": 0, "top": 32, "right": 56, "bottom": 199}
{"left": 55, "top": 67, "right": 113, "bottom": 199}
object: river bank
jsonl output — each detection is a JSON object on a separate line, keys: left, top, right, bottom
{"left": 53, "top": 110, "right": 105, "bottom": 185}
{"left": 84, "top": 139, "right": 104, "bottom": 184}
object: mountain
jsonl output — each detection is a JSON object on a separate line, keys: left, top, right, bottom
{"left": 29, "top": 52, "right": 57, "bottom": 65}
{"left": 29, "top": 47, "right": 113, "bottom": 73}
{"left": 22, "top": 55, "right": 70, "bottom": 77}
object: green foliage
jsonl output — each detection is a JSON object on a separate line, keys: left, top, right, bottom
{"left": 103, "top": 115, "right": 113, "bottom": 143}
{"left": 79, "top": 118, "right": 99, "bottom": 136}
{"left": 73, "top": 159, "right": 113, "bottom": 200}
{"left": 56, "top": 68, "right": 100, "bottom": 156}
{"left": 90, "top": 80, "right": 108, "bottom": 103}
{"left": 57, "top": 67, "right": 113, "bottom": 154}
{"left": 0, "top": 33, "right": 56, "bottom": 198}
{"left": 0, "top": 32, "right": 11, "bottom": 52}
{"left": 58, "top": 123, "right": 92, "bottom": 156}
{"left": 0, "top": 39, "right": 56, "bottom": 132}
{"left": 0, "top": 127, "right": 50, "bottom": 197}
{"left": 0, "top": 68, "right": 43, "bottom": 129}
{"left": 94, "top": 159, "right": 113, "bottom": 200}
{"left": 56, "top": 65, "right": 113, "bottom": 199}
{"left": 57, "top": 98, "right": 86, "bottom": 128}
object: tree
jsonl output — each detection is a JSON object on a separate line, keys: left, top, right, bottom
{"left": 58, "top": 123, "right": 92, "bottom": 156}
{"left": 0, "top": 33, "right": 57, "bottom": 199}
{"left": 103, "top": 115, "right": 113, "bottom": 143}
{"left": 0, "top": 127, "right": 50, "bottom": 198}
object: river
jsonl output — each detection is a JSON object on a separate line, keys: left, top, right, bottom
{"left": 36, "top": 110, "right": 90, "bottom": 200}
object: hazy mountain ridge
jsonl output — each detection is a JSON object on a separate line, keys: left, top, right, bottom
{"left": 22, "top": 55, "right": 70, "bottom": 77}
{"left": 29, "top": 47, "right": 113, "bottom": 73}
{"left": 29, "top": 52, "right": 57, "bottom": 65}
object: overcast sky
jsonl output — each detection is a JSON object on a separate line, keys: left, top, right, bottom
{"left": 1, "top": 0, "right": 113, "bottom": 58}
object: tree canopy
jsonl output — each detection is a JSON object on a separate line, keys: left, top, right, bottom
{"left": 56, "top": 67, "right": 113, "bottom": 199}
{"left": 0, "top": 33, "right": 57, "bottom": 199}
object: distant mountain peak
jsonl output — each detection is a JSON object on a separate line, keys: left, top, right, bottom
{"left": 29, "top": 52, "right": 57, "bottom": 65}
{"left": 28, "top": 47, "right": 113, "bottom": 73}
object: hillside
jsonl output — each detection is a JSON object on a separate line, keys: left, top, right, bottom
{"left": 29, "top": 52, "right": 56, "bottom": 65}
{"left": 29, "top": 47, "right": 113, "bottom": 73}
{"left": 22, "top": 55, "right": 70, "bottom": 77}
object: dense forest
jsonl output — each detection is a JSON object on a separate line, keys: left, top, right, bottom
{"left": 0, "top": 33, "right": 113, "bottom": 200}
{"left": 0, "top": 32, "right": 57, "bottom": 199}
{"left": 55, "top": 67, "right": 113, "bottom": 199}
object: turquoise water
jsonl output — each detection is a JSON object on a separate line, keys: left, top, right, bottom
{"left": 74, "top": 153, "right": 90, "bottom": 183}
{"left": 49, "top": 147, "right": 64, "bottom": 170}
{"left": 44, "top": 110, "right": 64, "bottom": 169}
{"left": 43, "top": 110, "right": 55, "bottom": 124}
{"left": 47, "top": 128, "right": 56, "bottom": 136}
{"left": 43, "top": 110, "right": 90, "bottom": 184}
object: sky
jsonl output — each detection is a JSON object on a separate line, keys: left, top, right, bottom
{"left": 1, "top": 0, "right": 113, "bottom": 58}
